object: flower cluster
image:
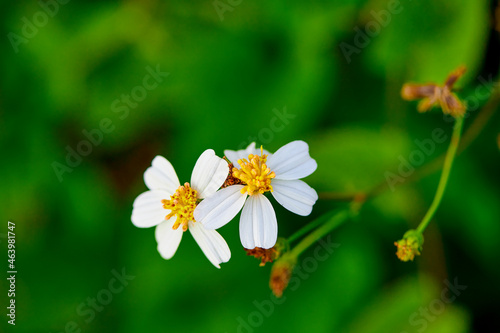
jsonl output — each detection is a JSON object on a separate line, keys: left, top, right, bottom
{"left": 131, "top": 141, "right": 318, "bottom": 268}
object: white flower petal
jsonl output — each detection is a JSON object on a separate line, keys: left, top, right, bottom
{"left": 224, "top": 142, "right": 272, "bottom": 168}
{"left": 190, "top": 149, "right": 229, "bottom": 199}
{"left": 266, "top": 140, "right": 317, "bottom": 180}
{"left": 194, "top": 185, "right": 247, "bottom": 230}
{"left": 144, "top": 155, "right": 180, "bottom": 194}
{"left": 271, "top": 179, "right": 318, "bottom": 216}
{"left": 155, "top": 219, "right": 183, "bottom": 259}
{"left": 239, "top": 194, "right": 277, "bottom": 249}
{"left": 131, "top": 190, "right": 171, "bottom": 228}
{"left": 188, "top": 221, "right": 231, "bottom": 268}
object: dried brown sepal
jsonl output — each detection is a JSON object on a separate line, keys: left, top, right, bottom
{"left": 439, "top": 92, "right": 466, "bottom": 118}
{"left": 401, "top": 84, "right": 437, "bottom": 101}
{"left": 244, "top": 247, "right": 279, "bottom": 266}
{"left": 220, "top": 162, "right": 243, "bottom": 189}
{"left": 244, "top": 238, "right": 288, "bottom": 266}
{"left": 444, "top": 66, "right": 467, "bottom": 88}
{"left": 401, "top": 66, "right": 467, "bottom": 118}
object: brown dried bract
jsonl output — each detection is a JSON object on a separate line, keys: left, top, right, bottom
{"left": 401, "top": 66, "right": 467, "bottom": 118}
{"left": 269, "top": 255, "right": 296, "bottom": 298}
{"left": 270, "top": 265, "right": 292, "bottom": 298}
{"left": 220, "top": 162, "right": 243, "bottom": 189}
{"left": 244, "top": 247, "right": 279, "bottom": 266}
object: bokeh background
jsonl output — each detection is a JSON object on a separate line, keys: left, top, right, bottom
{"left": 1, "top": 0, "right": 500, "bottom": 332}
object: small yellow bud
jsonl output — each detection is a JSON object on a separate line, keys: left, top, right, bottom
{"left": 394, "top": 230, "right": 424, "bottom": 262}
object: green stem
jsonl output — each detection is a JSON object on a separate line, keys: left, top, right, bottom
{"left": 289, "top": 209, "right": 353, "bottom": 258}
{"left": 416, "top": 116, "right": 464, "bottom": 234}
{"left": 287, "top": 210, "right": 338, "bottom": 244}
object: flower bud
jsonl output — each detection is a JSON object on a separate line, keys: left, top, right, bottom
{"left": 394, "top": 230, "right": 424, "bottom": 262}
{"left": 269, "top": 253, "right": 296, "bottom": 298}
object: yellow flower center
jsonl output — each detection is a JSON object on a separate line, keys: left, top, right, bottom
{"left": 161, "top": 182, "right": 198, "bottom": 231}
{"left": 394, "top": 239, "right": 421, "bottom": 262}
{"left": 233, "top": 147, "right": 276, "bottom": 195}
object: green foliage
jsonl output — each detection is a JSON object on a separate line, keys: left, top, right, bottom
{"left": 368, "top": 0, "right": 489, "bottom": 81}
{"left": 308, "top": 126, "right": 411, "bottom": 191}
{"left": 1, "top": 0, "right": 498, "bottom": 332}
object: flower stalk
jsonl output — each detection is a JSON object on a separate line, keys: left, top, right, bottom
{"left": 416, "top": 116, "right": 464, "bottom": 234}
{"left": 287, "top": 210, "right": 338, "bottom": 244}
{"left": 289, "top": 209, "right": 354, "bottom": 258}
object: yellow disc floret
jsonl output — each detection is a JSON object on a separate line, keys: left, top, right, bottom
{"left": 161, "top": 182, "right": 198, "bottom": 231}
{"left": 233, "top": 147, "right": 276, "bottom": 195}
{"left": 394, "top": 230, "right": 423, "bottom": 262}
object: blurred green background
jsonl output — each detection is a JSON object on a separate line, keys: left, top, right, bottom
{"left": 1, "top": 0, "right": 499, "bottom": 332}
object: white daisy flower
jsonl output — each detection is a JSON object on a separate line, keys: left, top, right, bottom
{"left": 131, "top": 149, "right": 231, "bottom": 268}
{"left": 193, "top": 141, "right": 318, "bottom": 249}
